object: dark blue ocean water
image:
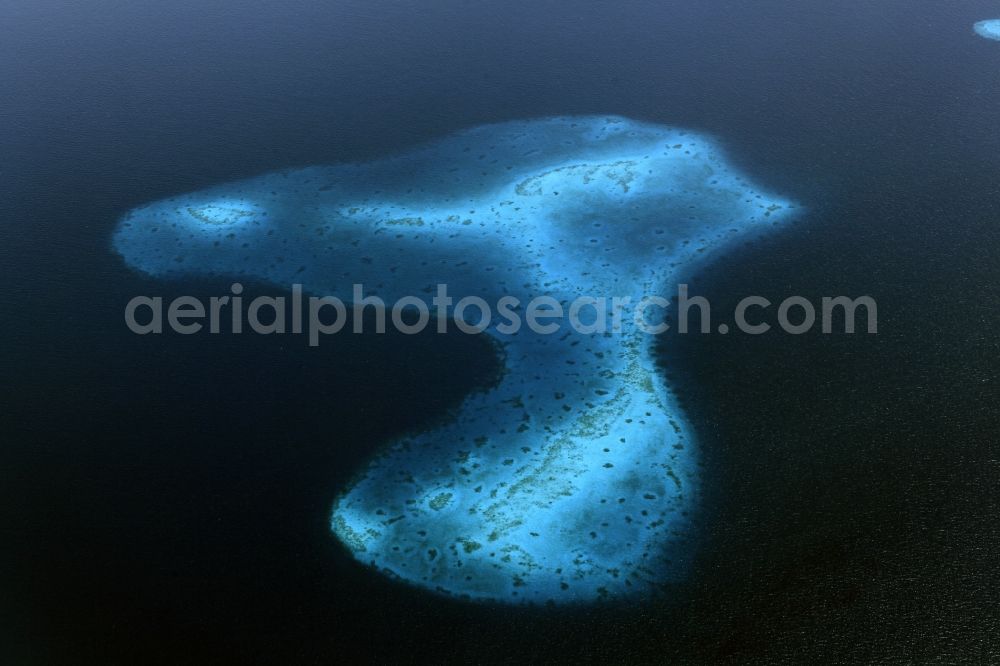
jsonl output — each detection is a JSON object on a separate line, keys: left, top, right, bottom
{"left": 2, "top": 0, "right": 1000, "bottom": 662}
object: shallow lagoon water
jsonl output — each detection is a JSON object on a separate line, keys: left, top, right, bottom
{"left": 974, "top": 19, "right": 1000, "bottom": 41}
{"left": 114, "top": 116, "right": 796, "bottom": 602}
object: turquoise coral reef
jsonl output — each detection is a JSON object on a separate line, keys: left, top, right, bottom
{"left": 974, "top": 20, "right": 1000, "bottom": 41}
{"left": 113, "top": 116, "right": 797, "bottom": 604}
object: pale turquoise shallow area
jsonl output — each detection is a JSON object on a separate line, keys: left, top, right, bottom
{"left": 113, "top": 116, "right": 798, "bottom": 604}
{"left": 974, "top": 19, "right": 1000, "bottom": 41}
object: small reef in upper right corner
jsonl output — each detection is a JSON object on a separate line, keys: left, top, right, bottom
{"left": 974, "top": 20, "right": 1000, "bottom": 41}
